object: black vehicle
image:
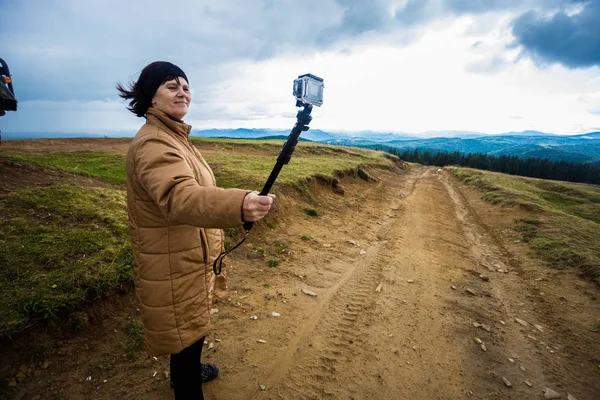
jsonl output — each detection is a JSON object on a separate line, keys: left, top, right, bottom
{"left": 0, "top": 58, "right": 17, "bottom": 117}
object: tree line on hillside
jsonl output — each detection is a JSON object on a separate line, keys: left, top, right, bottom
{"left": 389, "top": 148, "right": 600, "bottom": 185}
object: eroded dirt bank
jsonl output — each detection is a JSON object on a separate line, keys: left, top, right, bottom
{"left": 1, "top": 147, "right": 598, "bottom": 399}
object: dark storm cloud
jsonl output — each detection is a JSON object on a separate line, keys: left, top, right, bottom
{"left": 511, "top": 1, "right": 600, "bottom": 68}
{"left": 314, "top": 0, "right": 429, "bottom": 46}
{"left": 335, "top": 0, "right": 390, "bottom": 34}
{"left": 393, "top": 1, "right": 433, "bottom": 26}
{"left": 444, "top": 0, "right": 583, "bottom": 14}
{"left": 441, "top": 0, "right": 600, "bottom": 70}
{"left": 445, "top": 0, "right": 528, "bottom": 13}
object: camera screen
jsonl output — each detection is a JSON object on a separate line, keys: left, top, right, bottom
{"left": 307, "top": 82, "right": 321, "bottom": 97}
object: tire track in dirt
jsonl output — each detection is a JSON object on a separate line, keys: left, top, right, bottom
{"left": 436, "top": 170, "right": 548, "bottom": 399}
{"left": 251, "top": 168, "right": 423, "bottom": 399}
{"left": 358, "top": 168, "right": 472, "bottom": 399}
{"left": 251, "top": 167, "right": 483, "bottom": 399}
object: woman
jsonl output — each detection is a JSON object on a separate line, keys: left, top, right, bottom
{"left": 117, "top": 61, "right": 274, "bottom": 399}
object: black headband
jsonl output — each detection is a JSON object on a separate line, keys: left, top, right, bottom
{"left": 141, "top": 61, "right": 189, "bottom": 99}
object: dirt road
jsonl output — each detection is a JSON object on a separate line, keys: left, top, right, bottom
{"left": 201, "top": 166, "right": 598, "bottom": 399}
{"left": 1, "top": 144, "right": 598, "bottom": 399}
{"left": 200, "top": 166, "right": 598, "bottom": 400}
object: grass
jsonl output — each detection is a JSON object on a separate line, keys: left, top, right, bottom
{"left": 0, "top": 184, "right": 132, "bottom": 337}
{"left": 250, "top": 247, "right": 266, "bottom": 257}
{"left": 224, "top": 227, "right": 238, "bottom": 251}
{"left": 3, "top": 152, "right": 127, "bottom": 184}
{"left": 123, "top": 319, "right": 144, "bottom": 358}
{"left": 205, "top": 153, "right": 388, "bottom": 190}
{"left": 448, "top": 167, "right": 600, "bottom": 285}
{"left": 304, "top": 208, "right": 320, "bottom": 217}
{"left": 273, "top": 240, "right": 288, "bottom": 254}
{"left": 1, "top": 139, "right": 392, "bottom": 191}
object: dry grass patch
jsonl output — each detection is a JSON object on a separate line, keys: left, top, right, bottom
{"left": 448, "top": 167, "right": 600, "bottom": 285}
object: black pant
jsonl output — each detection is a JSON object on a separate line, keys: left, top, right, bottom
{"left": 170, "top": 337, "right": 205, "bottom": 400}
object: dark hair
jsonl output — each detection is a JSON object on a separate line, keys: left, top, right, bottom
{"left": 116, "top": 61, "right": 188, "bottom": 117}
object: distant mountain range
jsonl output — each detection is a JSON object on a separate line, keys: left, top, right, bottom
{"left": 4, "top": 129, "right": 600, "bottom": 165}
{"left": 192, "top": 129, "right": 600, "bottom": 164}
{"left": 191, "top": 128, "right": 486, "bottom": 142}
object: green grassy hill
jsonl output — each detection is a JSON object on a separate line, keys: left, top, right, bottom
{"left": 0, "top": 139, "right": 393, "bottom": 337}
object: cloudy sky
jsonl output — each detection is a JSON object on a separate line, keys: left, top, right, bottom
{"left": 1, "top": 0, "right": 599, "bottom": 135}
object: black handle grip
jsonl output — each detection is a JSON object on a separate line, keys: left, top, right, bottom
{"left": 242, "top": 189, "right": 269, "bottom": 231}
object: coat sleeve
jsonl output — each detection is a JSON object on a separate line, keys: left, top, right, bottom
{"left": 135, "top": 135, "right": 249, "bottom": 228}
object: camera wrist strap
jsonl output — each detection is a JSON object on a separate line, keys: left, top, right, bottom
{"left": 213, "top": 229, "right": 250, "bottom": 275}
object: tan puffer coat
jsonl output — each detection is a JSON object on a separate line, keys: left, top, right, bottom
{"left": 126, "top": 107, "right": 248, "bottom": 356}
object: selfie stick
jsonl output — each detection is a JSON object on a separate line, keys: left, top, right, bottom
{"left": 243, "top": 104, "right": 313, "bottom": 231}
{"left": 213, "top": 104, "right": 313, "bottom": 275}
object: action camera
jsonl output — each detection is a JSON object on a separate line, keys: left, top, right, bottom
{"left": 293, "top": 73, "right": 324, "bottom": 107}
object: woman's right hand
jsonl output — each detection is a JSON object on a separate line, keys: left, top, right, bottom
{"left": 242, "top": 191, "right": 276, "bottom": 222}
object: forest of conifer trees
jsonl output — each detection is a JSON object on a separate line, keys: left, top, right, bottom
{"left": 389, "top": 148, "right": 600, "bottom": 185}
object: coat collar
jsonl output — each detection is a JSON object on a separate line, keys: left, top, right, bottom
{"left": 145, "top": 107, "right": 192, "bottom": 138}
